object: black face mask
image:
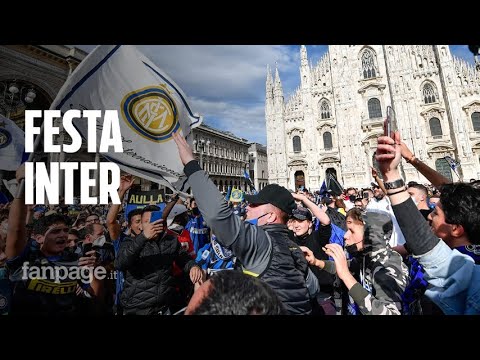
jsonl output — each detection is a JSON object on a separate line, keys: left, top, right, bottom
{"left": 345, "top": 241, "right": 362, "bottom": 257}
{"left": 192, "top": 207, "right": 201, "bottom": 216}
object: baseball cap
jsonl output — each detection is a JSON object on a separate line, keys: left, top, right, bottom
{"left": 291, "top": 207, "right": 312, "bottom": 221}
{"left": 166, "top": 204, "right": 188, "bottom": 227}
{"left": 371, "top": 182, "right": 380, "bottom": 189}
{"left": 244, "top": 184, "right": 296, "bottom": 215}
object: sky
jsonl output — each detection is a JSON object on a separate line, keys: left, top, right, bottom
{"left": 73, "top": 45, "right": 475, "bottom": 145}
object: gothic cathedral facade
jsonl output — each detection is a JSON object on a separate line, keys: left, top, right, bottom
{"left": 265, "top": 45, "right": 480, "bottom": 190}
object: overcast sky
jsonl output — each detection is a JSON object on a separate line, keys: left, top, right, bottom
{"left": 74, "top": 45, "right": 475, "bottom": 145}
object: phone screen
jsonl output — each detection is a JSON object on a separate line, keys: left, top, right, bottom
{"left": 83, "top": 243, "right": 93, "bottom": 257}
{"left": 385, "top": 106, "right": 396, "bottom": 137}
{"left": 150, "top": 211, "right": 163, "bottom": 223}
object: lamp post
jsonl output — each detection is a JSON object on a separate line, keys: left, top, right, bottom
{"left": 0, "top": 80, "right": 36, "bottom": 119}
{"left": 193, "top": 138, "right": 210, "bottom": 170}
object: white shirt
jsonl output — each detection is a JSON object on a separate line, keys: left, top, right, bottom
{"left": 366, "top": 197, "right": 406, "bottom": 247}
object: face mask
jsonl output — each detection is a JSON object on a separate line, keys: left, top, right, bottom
{"left": 169, "top": 223, "right": 184, "bottom": 233}
{"left": 345, "top": 240, "right": 362, "bottom": 256}
{"left": 410, "top": 196, "right": 418, "bottom": 206}
{"left": 245, "top": 212, "right": 269, "bottom": 226}
{"left": 192, "top": 207, "right": 201, "bottom": 216}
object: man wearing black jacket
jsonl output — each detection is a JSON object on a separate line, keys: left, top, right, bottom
{"left": 173, "top": 132, "right": 311, "bottom": 315}
{"left": 115, "top": 206, "right": 202, "bottom": 315}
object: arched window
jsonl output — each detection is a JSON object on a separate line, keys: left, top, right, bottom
{"left": 320, "top": 100, "right": 331, "bottom": 119}
{"left": 361, "top": 49, "right": 376, "bottom": 79}
{"left": 293, "top": 136, "right": 302, "bottom": 152}
{"left": 368, "top": 98, "right": 382, "bottom": 118}
{"left": 472, "top": 112, "right": 480, "bottom": 132}
{"left": 429, "top": 117, "right": 443, "bottom": 137}
{"left": 423, "top": 83, "right": 436, "bottom": 104}
{"left": 323, "top": 132, "right": 333, "bottom": 150}
{"left": 435, "top": 158, "right": 453, "bottom": 182}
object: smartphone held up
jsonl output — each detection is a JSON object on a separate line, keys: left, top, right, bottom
{"left": 384, "top": 106, "right": 397, "bottom": 139}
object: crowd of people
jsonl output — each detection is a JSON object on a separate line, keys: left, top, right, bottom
{"left": 0, "top": 130, "right": 479, "bottom": 315}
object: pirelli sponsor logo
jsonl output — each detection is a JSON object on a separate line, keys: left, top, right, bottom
{"left": 27, "top": 279, "right": 77, "bottom": 295}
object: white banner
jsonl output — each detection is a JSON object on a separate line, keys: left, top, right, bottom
{"left": 50, "top": 45, "right": 202, "bottom": 194}
{"left": 0, "top": 114, "right": 26, "bottom": 171}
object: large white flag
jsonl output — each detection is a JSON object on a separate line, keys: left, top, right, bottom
{"left": 0, "top": 114, "right": 26, "bottom": 171}
{"left": 50, "top": 45, "right": 202, "bottom": 193}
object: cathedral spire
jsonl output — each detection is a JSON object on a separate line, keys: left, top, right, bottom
{"left": 266, "top": 64, "right": 274, "bottom": 114}
{"left": 274, "top": 62, "right": 283, "bottom": 95}
{"left": 300, "top": 45, "right": 308, "bottom": 67}
{"left": 266, "top": 64, "right": 273, "bottom": 95}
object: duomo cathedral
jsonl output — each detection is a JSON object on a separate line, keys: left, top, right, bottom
{"left": 265, "top": 45, "right": 480, "bottom": 190}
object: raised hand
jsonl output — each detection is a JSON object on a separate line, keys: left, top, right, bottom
{"left": 172, "top": 131, "right": 195, "bottom": 166}
{"left": 399, "top": 141, "right": 414, "bottom": 161}
{"left": 291, "top": 192, "right": 306, "bottom": 202}
{"left": 119, "top": 174, "right": 135, "bottom": 193}
{"left": 375, "top": 131, "right": 402, "bottom": 180}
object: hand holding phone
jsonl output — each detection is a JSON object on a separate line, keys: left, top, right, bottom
{"left": 150, "top": 211, "right": 163, "bottom": 223}
{"left": 82, "top": 243, "right": 99, "bottom": 258}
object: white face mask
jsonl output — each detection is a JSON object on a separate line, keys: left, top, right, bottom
{"left": 410, "top": 196, "right": 419, "bottom": 206}
{"left": 169, "top": 223, "right": 184, "bottom": 233}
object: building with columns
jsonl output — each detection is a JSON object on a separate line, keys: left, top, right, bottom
{"left": 0, "top": 45, "right": 87, "bottom": 190}
{"left": 191, "top": 124, "right": 250, "bottom": 193}
{"left": 248, "top": 143, "right": 269, "bottom": 191}
{"left": 266, "top": 45, "right": 480, "bottom": 190}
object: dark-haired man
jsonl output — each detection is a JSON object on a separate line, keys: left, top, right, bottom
{"left": 186, "top": 270, "right": 286, "bottom": 315}
{"left": 115, "top": 205, "right": 202, "bottom": 315}
{"left": 407, "top": 183, "right": 432, "bottom": 221}
{"left": 5, "top": 166, "right": 99, "bottom": 314}
{"left": 377, "top": 131, "right": 480, "bottom": 314}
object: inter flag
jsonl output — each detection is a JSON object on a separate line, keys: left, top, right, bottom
{"left": 319, "top": 180, "right": 328, "bottom": 195}
{"left": 444, "top": 156, "right": 460, "bottom": 171}
{"left": 50, "top": 45, "right": 202, "bottom": 194}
